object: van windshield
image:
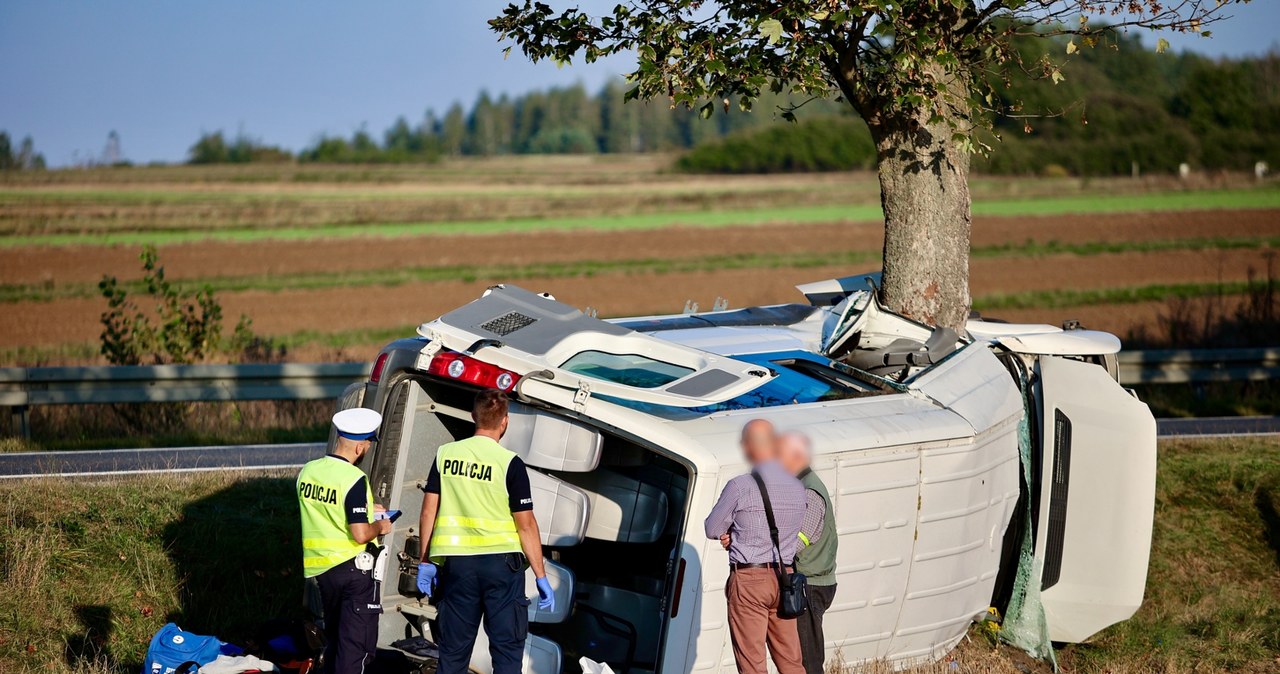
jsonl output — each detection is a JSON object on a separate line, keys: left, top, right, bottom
{"left": 561, "top": 350, "right": 695, "bottom": 389}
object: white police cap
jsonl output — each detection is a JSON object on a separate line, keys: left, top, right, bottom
{"left": 333, "top": 408, "right": 382, "bottom": 441}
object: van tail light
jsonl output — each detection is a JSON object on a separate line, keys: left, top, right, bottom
{"left": 370, "top": 352, "right": 390, "bottom": 383}
{"left": 427, "top": 351, "right": 520, "bottom": 392}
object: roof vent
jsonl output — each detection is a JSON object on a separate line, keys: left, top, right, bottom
{"left": 481, "top": 311, "right": 538, "bottom": 336}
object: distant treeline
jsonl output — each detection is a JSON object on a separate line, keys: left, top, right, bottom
{"left": 187, "top": 31, "right": 1279, "bottom": 177}
{"left": 187, "top": 82, "right": 843, "bottom": 165}
{"left": 682, "top": 32, "right": 1280, "bottom": 176}
{"left": 0, "top": 132, "right": 46, "bottom": 171}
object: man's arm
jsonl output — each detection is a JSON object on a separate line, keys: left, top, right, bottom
{"left": 345, "top": 476, "right": 391, "bottom": 544}
{"left": 704, "top": 478, "right": 740, "bottom": 540}
{"left": 513, "top": 510, "right": 547, "bottom": 578}
{"left": 417, "top": 461, "right": 442, "bottom": 562}
{"left": 799, "top": 488, "right": 826, "bottom": 547}
{"left": 417, "top": 492, "right": 440, "bottom": 561}
{"left": 506, "top": 457, "right": 546, "bottom": 577}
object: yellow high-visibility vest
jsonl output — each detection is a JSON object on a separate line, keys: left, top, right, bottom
{"left": 430, "top": 436, "right": 521, "bottom": 559}
{"left": 298, "top": 456, "right": 373, "bottom": 578}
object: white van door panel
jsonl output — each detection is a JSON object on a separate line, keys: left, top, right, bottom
{"left": 1035, "top": 356, "right": 1157, "bottom": 643}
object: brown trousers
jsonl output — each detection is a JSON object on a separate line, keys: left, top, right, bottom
{"left": 726, "top": 568, "right": 805, "bottom": 674}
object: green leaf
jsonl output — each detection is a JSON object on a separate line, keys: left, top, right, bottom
{"left": 1066, "top": 40, "right": 1077, "bottom": 55}
{"left": 1050, "top": 68, "right": 1065, "bottom": 85}
{"left": 699, "top": 102, "right": 715, "bottom": 119}
{"left": 758, "top": 18, "right": 783, "bottom": 45}
{"left": 1156, "top": 38, "right": 1170, "bottom": 54}
{"left": 706, "top": 59, "right": 726, "bottom": 74}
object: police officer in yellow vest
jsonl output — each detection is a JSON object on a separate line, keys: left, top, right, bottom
{"left": 415, "top": 390, "right": 555, "bottom": 674}
{"left": 298, "top": 408, "right": 392, "bottom": 674}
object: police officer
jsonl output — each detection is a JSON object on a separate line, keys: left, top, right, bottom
{"left": 415, "top": 390, "right": 555, "bottom": 674}
{"left": 298, "top": 408, "right": 392, "bottom": 674}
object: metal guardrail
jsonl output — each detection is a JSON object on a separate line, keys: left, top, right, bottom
{"left": 0, "top": 349, "right": 1276, "bottom": 438}
{"left": 0, "top": 362, "right": 370, "bottom": 438}
{"left": 1116, "top": 347, "right": 1280, "bottom": 385}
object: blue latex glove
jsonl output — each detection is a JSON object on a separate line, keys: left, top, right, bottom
{"left": 535, "top": 576, "right": 555, "bottom": 611}
{"left": 417, "top": 562, "right": 438, "bottom": 597}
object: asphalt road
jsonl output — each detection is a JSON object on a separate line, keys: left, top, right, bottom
{"left": 1, "top": 417, "right": 1276, "bottom": 478}
{"left": 0, "top": 442, "right": 326, "bottom": 478}
{"left": 1156, "top": 415, "right": 1280, "bottom": 438}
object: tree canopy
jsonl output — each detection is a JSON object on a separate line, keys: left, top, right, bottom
{"left": 491, "top": 0, "right": 1249, "bottom": 330}
{"left": 492, "top": 0, "right": 1248, "bottom": 142}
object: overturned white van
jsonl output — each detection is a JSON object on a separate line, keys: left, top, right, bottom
{"left": 330, "top": 279, "right": 1156, "bottom": 672}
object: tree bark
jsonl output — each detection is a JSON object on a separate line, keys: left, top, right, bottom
{"left": 864, "top": 92, "right": 973, "bottom": 331}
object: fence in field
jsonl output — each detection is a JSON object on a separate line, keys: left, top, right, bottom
{"left": 2, "top": 348, "right": 1277, "bottom": 438}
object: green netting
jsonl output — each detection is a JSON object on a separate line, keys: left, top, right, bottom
{"left": 998, "top": 365, "right": 1058, "bottom": 669}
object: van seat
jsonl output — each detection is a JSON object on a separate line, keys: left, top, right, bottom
{"left": 527, "top": 470, "right": 591, "bottom": 546}
{"left": 506, "top": 402, "right": 604, "bottom": 472}
{"left": 525, "top": 559, "right": 574, "bottom": 624}
{"left": 470, "top": 631, "right": 562, "bottom": 674}
{"left": 566, "top": 582, "right": 663, "bottom": 672}
{"left": 556, "top": 469, "right": 669, "bottom": 544}
{"left": 847, "top": 327, "right": 960, "bottom": 376}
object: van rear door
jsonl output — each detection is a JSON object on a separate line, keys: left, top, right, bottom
{"left": 1031, "top": 355, "right": 1157, "bottom": 642}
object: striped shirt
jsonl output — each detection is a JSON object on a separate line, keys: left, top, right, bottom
{"left": 704, "top": 460, "right": 826, "bottom": 565}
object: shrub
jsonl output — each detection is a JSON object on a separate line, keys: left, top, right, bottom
{"left": 677, "top": 116, "right": 876, "bottom": 174}
{"left": 188, "top": 131, "right": 292, "bottom": 164}
{"left": 97, "top": 246, "right": 278, "bottom": 366}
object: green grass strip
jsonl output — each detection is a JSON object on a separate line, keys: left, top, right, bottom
{"left": 972, "top": 279, "right": 1267, "bottom": 311}
{"left": 3, "top": 187, "right": 1277, "bottom": 248}
{"left": 4, "top": 235, "right": 1274, "bottom": 305}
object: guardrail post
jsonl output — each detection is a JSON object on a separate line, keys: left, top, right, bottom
{"left": 5, "top": 405, "right": 30, "bottom": 440}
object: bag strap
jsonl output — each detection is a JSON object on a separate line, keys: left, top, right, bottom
{"left": 750, "top": 472, "right": 786, "bottom": 572}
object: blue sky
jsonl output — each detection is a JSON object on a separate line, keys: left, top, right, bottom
{"left": 2, "top": 1, "right": 1276, "bottom": 166}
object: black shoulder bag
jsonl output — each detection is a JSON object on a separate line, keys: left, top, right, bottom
{"left": 751, "top": 472, "right": 809, "bottom": 618}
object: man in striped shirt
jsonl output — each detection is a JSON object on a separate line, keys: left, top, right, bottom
{"left": 704, "top": 420, "right": 825, "bottom": 674}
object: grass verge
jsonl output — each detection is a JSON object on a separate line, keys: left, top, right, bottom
{"left": 1, "top": 438, "right": 1277, "bottom": 673}
{"left": 1057, "top": 437, "right": 1280, "bottom": 673}
{"left": 0, "top": 470, "right": 304, "bottom": 674}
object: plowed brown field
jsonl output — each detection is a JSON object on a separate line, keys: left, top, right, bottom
{"left": 3, "top": 208, "right": 1277, "bottom": 286}
{"left": 2, "top": 204, "right": 1276, "bottom": 358}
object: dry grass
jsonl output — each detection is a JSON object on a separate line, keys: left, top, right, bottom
{"left": 15, "top": 400, "right": 332, "bottom": 451}
{"left": 0, "top": 470, "right": 303, "bottom": 674}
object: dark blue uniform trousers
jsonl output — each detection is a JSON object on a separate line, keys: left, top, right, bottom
{"left": 317, "top": 558, "right": 381, "bottom": 674}
{"left": 436, "top": 552, "right": 529, "bottom": 674}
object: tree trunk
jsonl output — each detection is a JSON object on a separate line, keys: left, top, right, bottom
{"left": 865, "top": 99, "right": 973, "bottom": 330}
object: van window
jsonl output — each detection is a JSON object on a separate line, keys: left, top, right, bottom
{"left": 561, "top": 350, "right": 694, "bottom": 389}
{"left": 597, "top": 351, "right": 891, "bottom": 418}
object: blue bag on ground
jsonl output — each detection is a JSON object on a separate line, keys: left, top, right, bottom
{"left": 142, "top": 623, "right": 225, "bottom": 674}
